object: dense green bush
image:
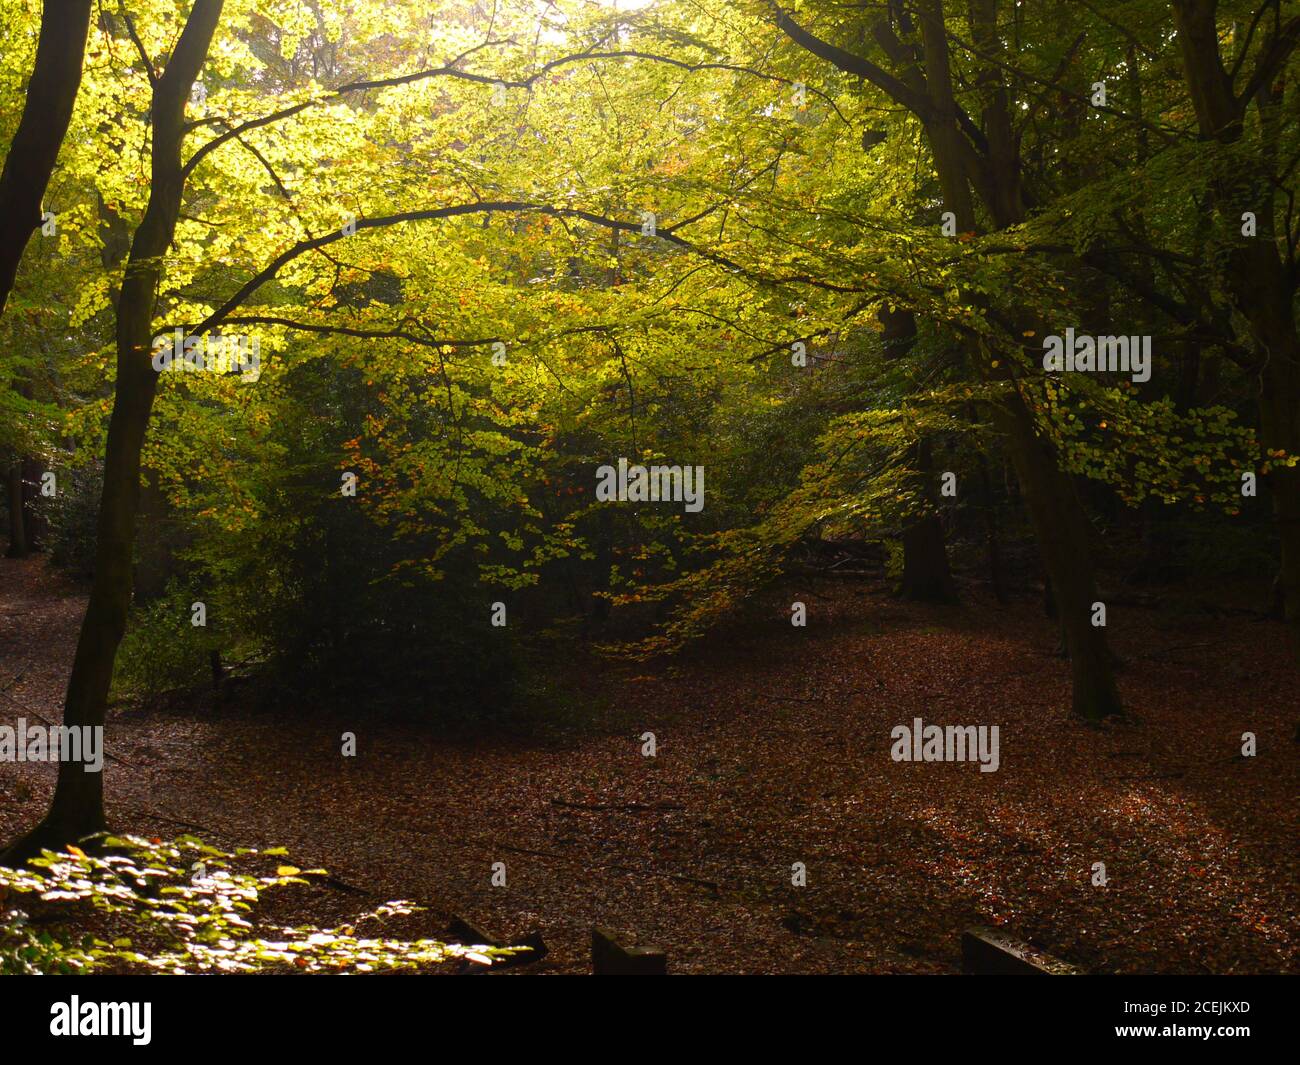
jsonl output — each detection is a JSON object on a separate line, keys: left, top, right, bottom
{"left": 39, "top": 457, "right": 101, "bottom": 580}
{"left": 149, "top": 357, "right": 523, "bottom": 715}
{"left": 113, "top": 582, "right": 226, "bottom": 703}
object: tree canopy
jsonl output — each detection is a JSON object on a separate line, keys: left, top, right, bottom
{"left": 1, "top": 0, "right": 1297, "bottom": 867}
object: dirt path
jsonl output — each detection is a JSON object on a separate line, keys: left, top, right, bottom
{"left": 2, "top": 555, "right": 1297, "bottom": 973}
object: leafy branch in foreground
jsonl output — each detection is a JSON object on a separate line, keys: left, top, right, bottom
{"left": 0, "top": 835, "right": 516, "bottom": 974}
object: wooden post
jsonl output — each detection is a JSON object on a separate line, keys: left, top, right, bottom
{"left": 592, "top": 927, "right": 667, "bottom": 975}
{"left": 448, "top": 915, "right": 547, "bottom": 971}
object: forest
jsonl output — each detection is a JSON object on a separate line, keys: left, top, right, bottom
{"left": 0, "top": 0, "right": 1297, "bottom": 991}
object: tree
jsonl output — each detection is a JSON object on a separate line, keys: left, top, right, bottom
{"left": 3, "top": 0, "right": 1291, "bottom": 859}
{"left": 1171, "top": 0, "right": 1300, "bottom": 620}
{"left": 0, "top": 0, "right": 94, "bottom": 556}
{"left": 3, "top": 0, "right": 792, "bottom": 856}
{"left": 0, "top": 0, "right": 94, "bottom": 316}
{"left": 768, "top": 0, "right": 1122, "bottom": 717}
{"left": 2, "top": 0, "right": 226, "bottom": 861}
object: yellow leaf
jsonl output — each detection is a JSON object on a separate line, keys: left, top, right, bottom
{"left": 276, "top": 865, "right": 301, "bottom": 876}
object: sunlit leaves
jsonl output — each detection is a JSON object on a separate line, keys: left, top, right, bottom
{"left": 0, "top": 834, "right": 515, "bottom": 974}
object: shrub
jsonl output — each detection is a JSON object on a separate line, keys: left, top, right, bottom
{"left": 0, "top": 835, "right": 515, "bottom": 974}
{"left": 113, "top": 583, "right": 223, "bottom": 704}
{"left": 40, "top": 457, "right": 102, "bottom": 580}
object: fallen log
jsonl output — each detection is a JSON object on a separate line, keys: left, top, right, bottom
{"left": 961, "top": 926, "right": 1083, "bottom": 975}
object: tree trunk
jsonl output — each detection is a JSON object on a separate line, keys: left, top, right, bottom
{"left": 1260, "top": 350, "right": 1300, "bottom": 621}
{"left": 134, "top": 469, "right": 176, "bottom": 601}
{"left": 776, "top": 0, "right": 1124, "bottom": 717}
{"left": 918, "top": 1, "right": 1119, "bottom": 716}
{"left": 4, "top": 460, "right": 28, "bottom": 557}
{"left": 900, "top": 439, "right": 957, "bottom": 602}
{"left": 2, "top": 0, "right": 225, "bottom": 864}
{"left": 1132, "top": 497, "right": 1182, "bottom": 585}
{"left": 20, "top": 455, "right": 47, "bottom": 550}
{"left": 973, "top": 450, "right": 1007, "bottom": 603}
{"left": 882, "top": 309, "right": 958, "bottom": 603}
{"left": 992, "top": 401, "right": 1121, "bottom": 718}
{"left": 0, "top": 0, "right": 94, "bottom": 317}
{"left": 900, "top": 514, "right": 957, "bottom": 602}
{"left": 1172, "top": 0, "right": 1300, "bottom": 620}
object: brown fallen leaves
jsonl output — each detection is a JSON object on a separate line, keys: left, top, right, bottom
{"left": 1, "top": 555, "right": 1296, "bottom": 974}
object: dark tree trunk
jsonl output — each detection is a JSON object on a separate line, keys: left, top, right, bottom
{"left": 974, "top": 451, "right": 1007, "bottom": 603}
{"left": 2, "top": 0, "right": 226, "bottom": 864}
{"left": 133, "top": 469, "right": 176, "bottom": 601}
{"left": 0, "top": 0, "right": 94, "bottom": 317}
{"left": 776, "top": 0, "right": 1124, "bottom": 718}
{"left": 900, "top": 514, "right": 957, "bottom": 602}
{"left": 992, "top": 403, "right": 1119, "bottom": 714}
{"left": 882, "top": 309, "right": 957, "bottom": 603}
{"left": 900, "top": 439, "right": 957, "bottom": 602}
{"left": 591, "top": 509, "right": 614, "bottom": 624}
{"left": 918, "top": 0, "right": 1119, "bottom": 717}
{"left": 4, "top": 461, "right": 28, "bottom": 557}
{"left": 1132, "top": 497, "right": 1183, "bottom": 586}
{"left": 20, "top": 456, "right": 47, "bottom": 550}
{"left": 1173, "top": 0, "right": 1300, "bottom": 620}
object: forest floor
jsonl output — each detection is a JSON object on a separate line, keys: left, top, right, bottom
{"left": 1, "top": 554, "right": 1297, "bottom": 974}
